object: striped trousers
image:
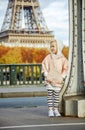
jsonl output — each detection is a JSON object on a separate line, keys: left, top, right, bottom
{"left": 47, "top": 88, "right": 61, "bottom": 109}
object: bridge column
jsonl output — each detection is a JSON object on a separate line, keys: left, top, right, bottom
{"left": 60, "top": 0, "right": 85, "bottom": 117}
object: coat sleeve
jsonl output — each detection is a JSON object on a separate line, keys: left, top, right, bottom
{"left": 42, "top": 55, "right": 50, "bottom": 77}
{"left": 62, "top": 57, "right": 68, "bottom": 79}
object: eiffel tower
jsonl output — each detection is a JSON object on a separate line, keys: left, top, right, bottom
{"left": 0, "top": 0, "right": 54, "bottom": 47}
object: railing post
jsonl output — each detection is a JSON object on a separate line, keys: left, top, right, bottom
{"left": 31, "top": 65, "right": 34, "bottom": 84}
{"left": 10, "top": 65, "right": 17, "bottom": 85}
{"left": 0, "top": 66, "right": 3, "bottom": 85}
{"left": 39, "top": 65, "right": 43, "bottom": 83}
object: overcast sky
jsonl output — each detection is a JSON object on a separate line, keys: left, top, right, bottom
{"left": 0, "top": 0, "right": 69, "bottom": 46}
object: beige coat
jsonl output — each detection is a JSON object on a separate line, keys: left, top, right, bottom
{"left": 42, "top": 53, "right": 68, "bottom": 88}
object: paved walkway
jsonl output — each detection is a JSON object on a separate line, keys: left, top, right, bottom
{"left": 0, "top": 85, "right": 85, "bottom": 130}
{"left": 0, "top": 106, "right": 85, "bottom": 130}
{"left": 0, "top": 85, "right": 47, "bottom": 98}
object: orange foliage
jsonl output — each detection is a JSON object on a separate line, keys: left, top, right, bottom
{"left": 21, "top": 47, "right": 34, "bottom": 63}
{"left": 0, "top": 45, "right": 68, "bottom": 64}
{"left": 0, "top": 47, "right": 22, "bottom": 64}
{"left": 62, "top": 46, "right": 69, "bottom": 59}
{"left": 33, "top": 48, "right": 49, "bottom": 63}
{"left": 0, "top": 45, "right": 10, "bottom": 57}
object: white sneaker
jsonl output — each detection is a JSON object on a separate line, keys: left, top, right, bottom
{"left": 54, "top": 109, "right": 61, "bottom": 117}
{"left": 48, "top": 110, "right": 54, "bottom": 117}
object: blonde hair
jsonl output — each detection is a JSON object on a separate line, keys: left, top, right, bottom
{"left": 50, "top": 40, "right": 57, "bottom": 44}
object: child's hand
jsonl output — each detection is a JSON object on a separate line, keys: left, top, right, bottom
{"left": 46, "top": 79, "right": 52, "bottom": 84}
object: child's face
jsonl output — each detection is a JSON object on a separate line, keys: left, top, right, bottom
{"left": 50, "top": 41, "right": 58, "bottom": 54}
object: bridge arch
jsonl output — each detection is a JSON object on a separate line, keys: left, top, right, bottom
{"left": 60, "top": 0, "right": 85, "bottom": 118}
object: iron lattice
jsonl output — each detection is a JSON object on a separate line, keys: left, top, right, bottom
{"left": 0, "top": 0, "right": 54, "bottom": 47}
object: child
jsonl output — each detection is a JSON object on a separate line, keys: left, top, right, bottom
{"left": 42, "top": 40, "right": 68, "bottom": 117}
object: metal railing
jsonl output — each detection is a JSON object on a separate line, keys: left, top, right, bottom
{"left": 0, "top": 64, "right": 44, "bottom": 86}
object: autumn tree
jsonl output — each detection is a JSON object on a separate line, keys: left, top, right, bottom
{"left": 33, "top": 48, "right": 49, "bottom": 63}
{"left": 0, "top": 45, "right": 10, "bottom": 58}
{"left": 62, "top": 46, "right": 69, "bottom": 59}
{"left": 0, "top": 47, "right": 22, "bottom": 64}
{"left": 0, "top": 45, "right": 69, "bottom": 64}
{"left": 21, "top": 47, "right": 34, "bottom": 63}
